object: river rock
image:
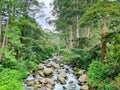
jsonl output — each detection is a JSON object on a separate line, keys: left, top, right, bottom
{"left": 58, "top": 69, "right": 66, "bottom": 78}
{"left": 58, "top": 69, "right": 66, "bottom": 74}
{"left": 78, "top": 74, "right": 87, "bottom": 83}
{"left": 47, "top": 64, "right": 52, "bottom": 68}
{"left": 46, "top": 84, "right": 53, "bottom": 89}
{"left": 58, "top": 75, "right": 66, "bottom": 84}
{"left": 26, "top": 81, "right": 35, "bottom": 86}
{"left": 41, "top": 78, "right": 55, "bottom": 86}
{"left": 60, "top": 64, "right": 64, "bottom": 67}
{"left": 53, "top": 63, "right": 60, "bottom": 69}
{"left": 34, "top": 79, "right": 40, "bottom": 84}
{"left": 78, "top": 70, "right": 86, "bottom": 75}
{"left": 81, "top": 85, "right": 89, "bottom": 90}
{"left": 38, "top": 70, "right": 44, "bottom": 77}
{"left": 80, "top": 82, "right": 86, "bottom": 85}
{"left": 47, "top": 78, "right": 55, "bottom": 86}
{"left": 38, "top": 63, "right": 44, "bottom": 70}
{"left": 44, "top": 68, "right": 53, "bottom": 76}
{"left": 34, "top": 84, "right": 42, "bottom": 90}
{"left": 41, "top": 78, "right": 48, "bottom": 84}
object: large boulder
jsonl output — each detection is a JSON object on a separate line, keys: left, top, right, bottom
{"left": 81, "top": 85, "right": 89, "bottom": 90}
{"left": 78, "top": 74, "right": 87, "bottom": 83}
{"left": 58, "top": 69, "right": 66, "bottom": 78}
{"left": 58, "top": 69, "right": 66, "bottom": 74}
{"left": 53, "top": 63, "right": 60, "bottom": 69}
{"left": 40, "top": 78, "right": 55, "bottom": 86}
{"left": 47, "top": 78, "right": 55, "bottom": 86}
{"left": 38, "top": 63, "right": 44, "bottom": 70}
{"left": 44, "top": 68, "right": 53, "bottom": 76}
{"left": 26, "top": 81, "right": 35, "bottom": 86}
{"left": 58, "top": 75, "right": 66, "bottom": 84}
{"left": 41, "top": 78, "right": 48, "bottom": 84}
{"left": 37, "top": 70, "right": 44, "bottom": 77}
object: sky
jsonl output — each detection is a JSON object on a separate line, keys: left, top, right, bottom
{"left": 36, "top": 0, "right": 55, "bottom": 30}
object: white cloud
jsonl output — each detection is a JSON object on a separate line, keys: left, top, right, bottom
{"left": 37, "top": 0, "right": 55, "bottom": 30}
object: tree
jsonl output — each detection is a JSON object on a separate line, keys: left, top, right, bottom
{"left": 53, "top": 0, "right": 99, "bottom": 48}
{"left": 0, "top": 0, "right": 44, "bottom": 61}
{"left": 79, "top": 1, "right": 120, "bottom": 62}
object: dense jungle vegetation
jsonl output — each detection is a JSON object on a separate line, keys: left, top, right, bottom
{"left": 0, "top": 0, "right": 120, "bottom": 90}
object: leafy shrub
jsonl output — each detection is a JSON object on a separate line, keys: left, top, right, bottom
{"left": 86, "top": 44, "right": 101, "bottom": 61}
{"left": 60, "top": 46, "right": 101, "bottom": 69}
{"left": 33, "top": 45, "right": 55, "bottom": 62}
{"left": 1, "top": 49, "right": 17, "bottom": 69}
{"left": 59, "top": 48, "right": 89, "bottom": 69}
{"left": 0, "top": 64, "right": 3, "bottom": 71}
{"left": 87, "top": 60, "right": 117, "bottom": 90}
{"left": 15, "top": 61, "right": 29, "bottom": 78}
{"left": 1, "top": 58, "right": 17, "bottom": 69}
{"left": 16, "top": 60, "right": 36, "bottom": 72}
{"left": 87, "top": 60, "right": 105, "bottom": 86}
{"left": 59, "top": 48, "right": 73, "bottom": 64}
{"left": 97, "top": 81, "right": 116, "bottom": 90}
{"left": 70, "top": 48, "right": 88, "bottom": 69}
{"left": 105, "top": 33, "right": 120, "bottom": 78}
{"left": 104, "top": 82, "right": 116, "bottom": 90}
{"left": 115, "top": 73, "right": 120, "bottom": 89}
{"left": 0, "top": 69, "right": 24, "bottom": 90}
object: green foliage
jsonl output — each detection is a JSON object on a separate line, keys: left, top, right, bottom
{"left": 80, "top": 1, "right": 120, "bottom": 27}
{"left": 60, "top": 48, "right": 88, "bottom": 69}
{"left": 87, "top": 60, "right": 105, "bottom": 86}
{"left": 115, "top": 73, "right": 120, "bottom": 89}
{"left": 0, "top": 69, "right": 24, "bottom": 90}
{"left": 104, "top": 82, "right": 116, "bottom": 90}
{"left": 97, "top": 80, "right": 116, "bottom": 90}
{"left": 19, "top": 60, "right": 36, "bottom": 72}
{"left": 1, "top": 49, "right": 17, "bottom": 69}
{"left": 104, "top": 32, "right": 120, "bottom": 77}
{"left": 87, "top": 60, "right": 117, "bottom": 90}
{"left": 59, "top": 48, "right": 73, "bottom": 64}
{"left": 60, "top": 47, "right": 101, "bottom": 69}
{"left": 87, "top": 44, "right": 101, "bottom": 60}
{"left": 70, "top": 48, "right": 88, "bottom": 69}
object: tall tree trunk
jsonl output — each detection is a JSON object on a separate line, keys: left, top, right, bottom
{"left": 69, "top": 25, "right": 73, "bottom": 48}
{"left": 0, "top": 16, "right": 2, "bottom": 62}
{"left": 5, "top": 18, "right": 9, "bottom": 46}
{"left": 0, "top": 16, "right": 2, "bottom": 42}
{"left": 75, "top": 0, "right": 79, "bottom": 47}
{"left": 65, "top": 30, "right": 69, "bottom": 48}
{"left": 101, "top": 23, "right": 106, "bottom": 63}
{"left": 0, "top": 17, "right": 8, "bottom": 62}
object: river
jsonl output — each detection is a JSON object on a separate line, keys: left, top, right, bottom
{"left": 23, "top": 55, "right": 85, "bottom": 90}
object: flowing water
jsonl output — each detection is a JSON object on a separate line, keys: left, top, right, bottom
{"left": 23, "top": 56, "right": 81, "bottom": 90}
